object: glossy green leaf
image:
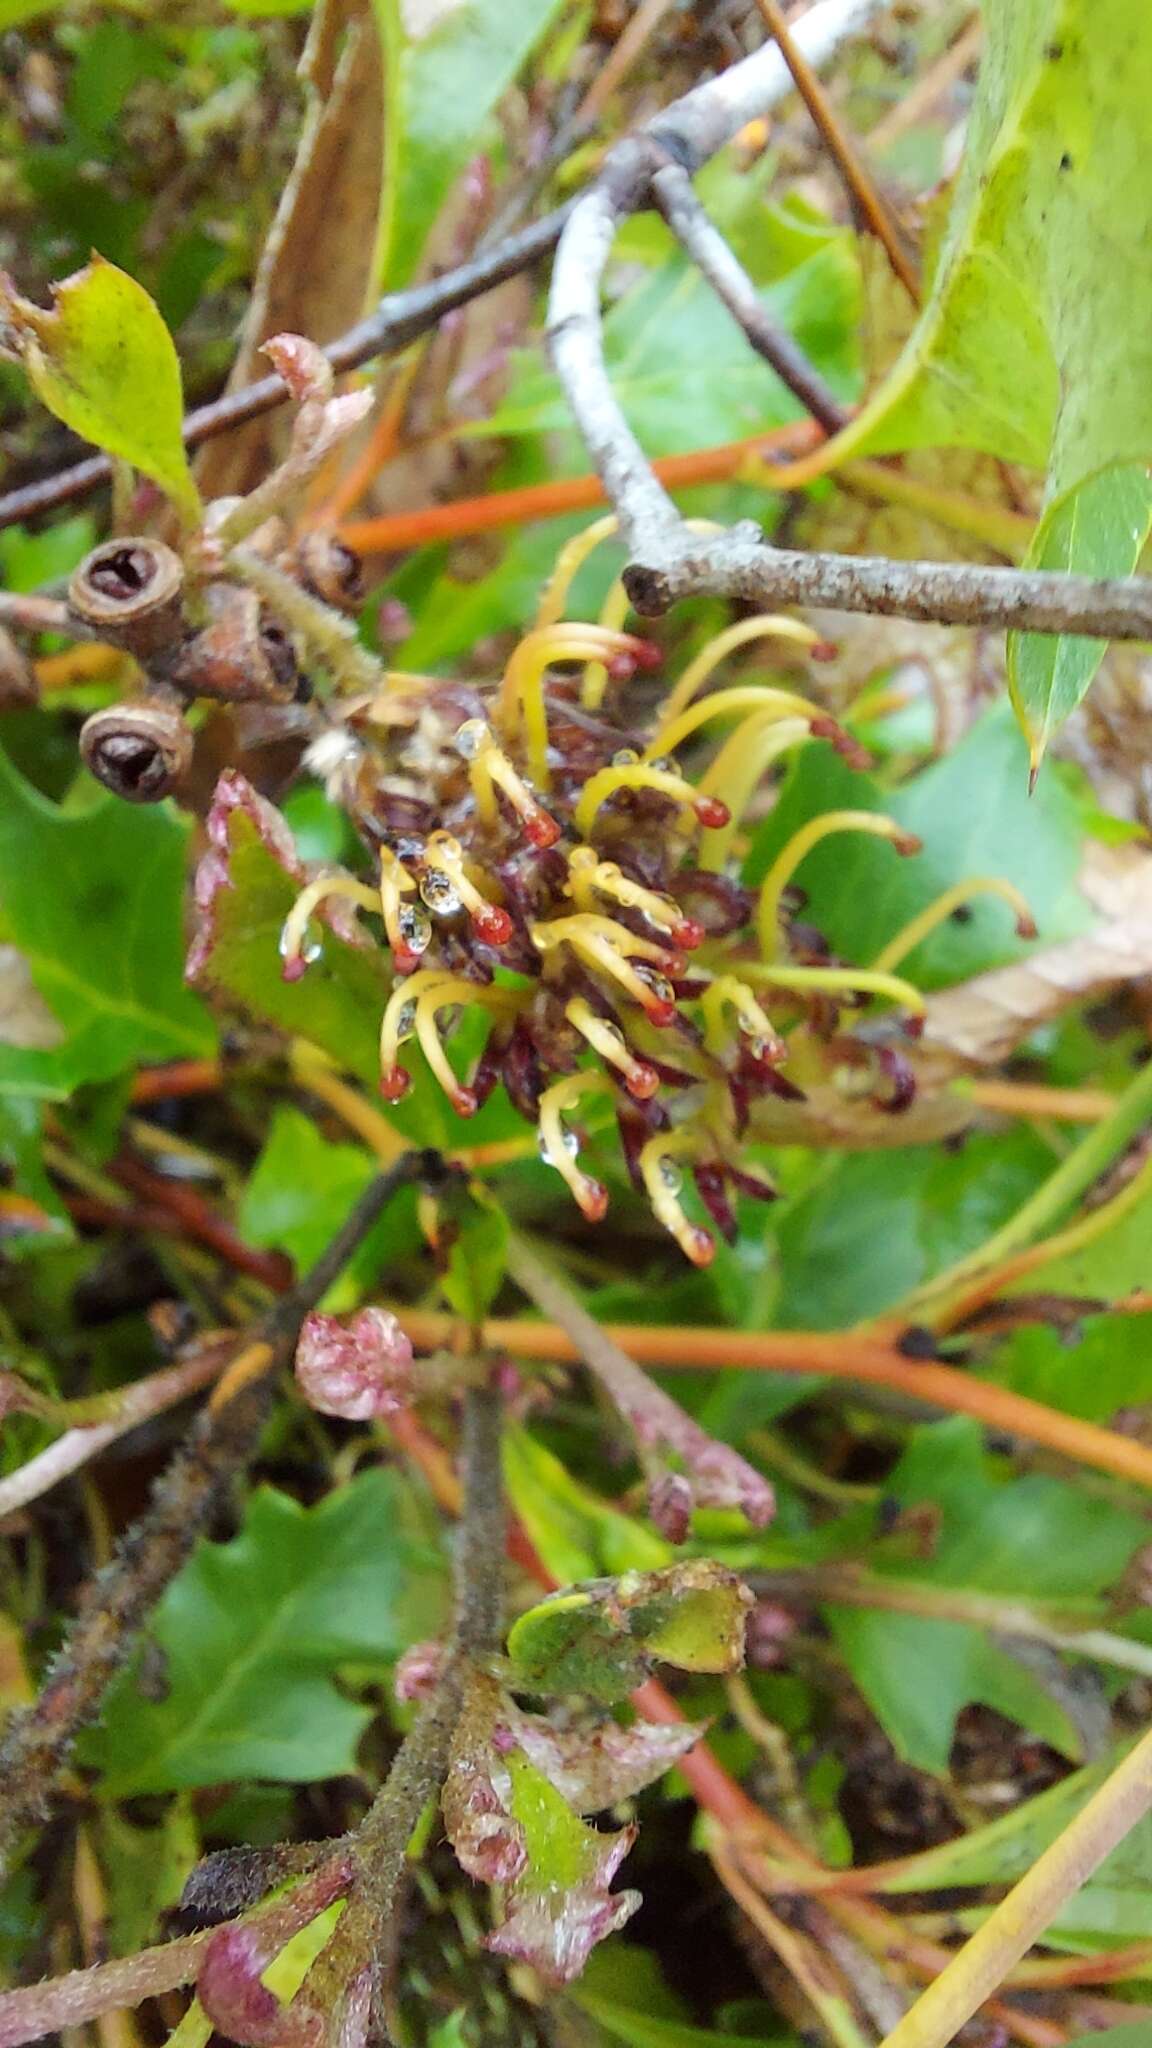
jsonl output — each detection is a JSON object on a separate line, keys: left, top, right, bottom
{"left": 0, "top": 750, "right": 214, "bottom": 1099}
{"left": 988, "top": 1312, "right": 1152, "bottom": 1424}
{"left": 506, "top": 1561, "right": 750, "bottom": 1702}
{"left": 86, "top": 1469, "right": 449, "bottom": 1795}
{"left": 1008, "top": 463, "right": 1152, "bottom": 766}
{"left": 574, "top": 1996, "right": 785, "bottom": 2048}
{"left": 744, "top": 703, "right": 1090, "bottom": 987}
{"left": 372, "top": 0, "right": 567, "bottom": 288}
{"left": 0, "top": 258, "right": 200, "bottom": 522}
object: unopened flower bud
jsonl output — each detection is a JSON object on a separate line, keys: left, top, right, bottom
{"left": 294, "top": 1305, "right": 413, "bottom": 1420}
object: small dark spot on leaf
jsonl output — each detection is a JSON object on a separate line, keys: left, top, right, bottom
{"left": 1059, "top": 151, "right": 1073, "bottom": 172}
{"left": 1045, "top": 40, "right": 1064, "bottom": 59}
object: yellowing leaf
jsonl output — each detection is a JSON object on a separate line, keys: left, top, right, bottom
{"left": 0, "top": 257, "right": 201, "bottom": 524}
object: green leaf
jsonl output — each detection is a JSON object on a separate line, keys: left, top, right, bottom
{"left": 988, "top": 1312, "right": 1152, "bottom": 1423}
{"left": 0, "top": 258, "right": 200, "bottom": 523}
{"left": 506, "top": 1561, "right": 750, "bottom": 1702}
{"left": 85, "top": 1469, "right": 449, "bottom": 1794}
{"left": 823, "top": 1419, "right": 1145, "bottom": 1771}
{"left": 372, "top": 0, "right": 568, "bottom": 288}
{"left": 822, "top": 1, "right": 1152, "bottom": 490}
{"left": 744, "top": 703, "right": 1090, "bottom": 987}
{"left": 808, "top": 1, "right": 1152, "bottom": 748}
{"left": 503, "top": 1427, "right": 671, "bottom": 1587}
{"left": 0, "top": 749, "right": 214, "bottom": 1099}
{"left": 1065, "top": 2033, "right": 1152, "bottom": 2048}
{"left": 190, "top": 806, "right": 389, "bottom": 1089}
{"left": 479, "top": 234, "right": 860, "bottom": 455}
{"left": 238, "top": 1106, "right": 420, "bottom": 1307}
{"left": 1008, "top": 464, "right": 1152, "bottom": 765}
{"left": 573, "top": 1999, "right": 790, "bottom": 2048}
{"left": 441, "top": 1196, "right": 508, "bottom": 1326}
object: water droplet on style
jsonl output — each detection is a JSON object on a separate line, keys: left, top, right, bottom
{"left": 658, "top": 1157, "right": 684, "bottom": 1195}
{"left": 395, "top": 1002, "right": 417, "bottom": 1044}
{"left": 420, "top": 870, "right": 462, "bottom": 916}
{"left": 612, "top": 748, "right": 640, "bottom": 767}
{"left": 397, "top": 904, "right": 432, "bottom": 954}
{"left": 538, "top": 1125, "right": 580, "bottom": 1167}
{"left": 454, "top": 717, "right": 490, "bottom": 760}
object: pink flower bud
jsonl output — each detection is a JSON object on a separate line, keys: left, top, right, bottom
{"left": 294, "top": 1307, "right": 413, "bottom": 1421}
{"left": 393, "top": 1640, "right": 445, "bottom": 1703}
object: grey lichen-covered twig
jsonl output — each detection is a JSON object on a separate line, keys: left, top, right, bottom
{"left": 546, "top": 0, "right": 1152, "bottom": 645}
{"left": 0, "top": 1149, "right": 451, "bottom": 1877}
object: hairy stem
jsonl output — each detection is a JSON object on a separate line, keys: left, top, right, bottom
{"left": 0, "top": 1152, "right": 448, "bottom": 1874}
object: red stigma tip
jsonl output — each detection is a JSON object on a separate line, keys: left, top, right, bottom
{"left": 579, "top": 1179, "right": 610, "bottom": 1222}
{"left": 903, "top": 1015, "right": 925, "bottom": 1039}
{"left": 607, "top": 653, "right": 637, "bottom": 682}
{"left": 380, "top": 1068, "right": 411, "bottom": 1102}
{"left": 895, "top": 833, "right": 922, "bottom": 856}
{"left": 644, "top": 997, "right": 678, "bottom": 1028}
{"left": 686, "top": 1228, "right": 716, "bottom": 1268}
{"left": 626, "top": 1063, "right": 660, "bottom": 1101}
{"left": 450, "top": 1087, "right": 479, "bottom": 1117}
{"left": 694, "top": 796, "right": 730, "bottom": 829}
{"left": 1016, "top": 915, "right": 1038, "bottom": 939}
{"left": 524, "top": 812, "right": 562, "bottom": 849}
{"left": 672, "top": 918, "right": 706, "bottom": 951}
{"left": 392, "top": 945, "right": 421, "bottom": 975}
{"left": 659, "top": 951, "right": 688, "bottom": 977}
{"left": 632, "top": 639, "right": 663, "bottom": 672}
{"left": 473, "top": 905, "right": 513, "bottom": 946}
{"left": 811, "top": 639, "right": 839, "bottom": 662}
{"left": 280, "top": 956, "right": 307, "bottom": 983}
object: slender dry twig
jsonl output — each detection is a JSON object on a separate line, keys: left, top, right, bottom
{"left": 0, "top": 1934, "right": 213, "bottom": 2048}
{"left": 754, "top": 0, "right": 921, "bottom": 299}
{"left": 0, "top": 1150, "right": 450, "bottom": 1876}
{"left": 545, "top": 0, "right": 1152, "bottom": 644}
{"left": 649, "top": 159, "right": 849, "bottom": 433}
{"left": 0, "top": 210, "right": 571, "bottom": 531}
{"left": 876, "top": 1722, "right": 1152, "bottom": 2048}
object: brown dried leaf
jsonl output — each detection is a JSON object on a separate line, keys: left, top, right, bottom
{"left": 196, "top": 0, "right": 383, "bottom": 502}
{"left": 923, "top": 841, "right": 1152, "bottom": 1066}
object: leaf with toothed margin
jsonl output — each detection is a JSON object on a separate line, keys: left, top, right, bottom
{"left": 0, "top": 258, "right": 201, "bottom": 523}
{"left": 505, "top": 1561, "right": 751, "bottom": 1702}
{"left": 187, "top": 799, "right": 390, "bottom": 1090}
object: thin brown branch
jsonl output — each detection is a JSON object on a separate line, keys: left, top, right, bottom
{"left": 754, "top": 0, "right": 921, "bottom": 300}
{"left": 650, "top": 160, "right": 849, "bottom": 434}
{"left": 0, "top": 211, "right": 571, "bottom": 532}
{"left": 0, "top": 1150, "right": 449, "bottom": 1876}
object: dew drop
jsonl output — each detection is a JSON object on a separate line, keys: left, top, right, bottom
{"left": 454, "top": 717, "right": 490, "bottom": 760}
{"left": 420, "top": 870, "right": 462, "bottom": 916}
{"left": 395, "top": 1001, "right": 417, "bottom": 1045}
{"left": 657, "top": 1156, "right": 684, "bottom": 1195}
{"left": 612, "top": 748, "right": 640, "bottom": 767}
{"left": 538, "top": 1125, "right": 580, "bottom": 1167}
{"left": 397, "top": 904, "right": 433, "bottom": 954}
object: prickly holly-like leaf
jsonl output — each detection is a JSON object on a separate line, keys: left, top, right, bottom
{"left": 804, "top": 1, "right": 1152, "bottom": 752}
{"left": 0, "top": 748, "right": 214, "bottom": 1099}
{"left": 84, "top": 1470, "right": 449, "bottom": 1794}
{"left": 505, "top": 1561, "right": 752, "bottom": 1702}
{"left": 371, "top": 0, "right": 568, "bottom": 289}
{"left": 442, "top": 1672, "right": 641, "bottom": 1986}
{"left": 511, "top": 1709, "right": 705, "bottom": 1814}
{"left": 187, "top": 773, "right": 390, "bottom": 1090}
{"left": 0, "top": 257, "right": 201, "bottom": 523}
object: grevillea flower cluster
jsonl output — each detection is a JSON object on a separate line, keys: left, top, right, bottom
{"left": 264, "top": 516, "right": 1036, "bottom": 1263}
